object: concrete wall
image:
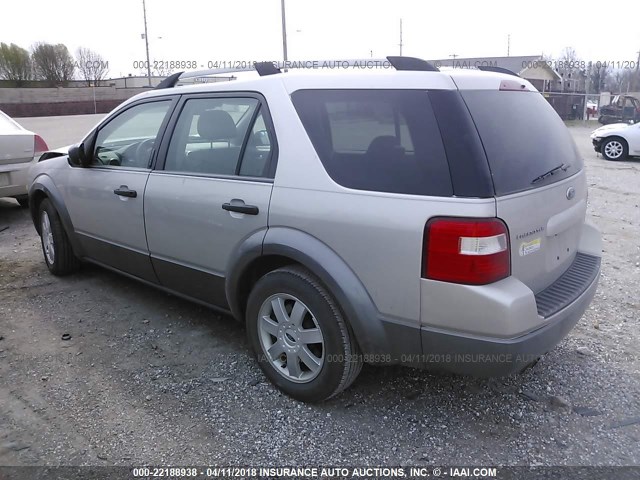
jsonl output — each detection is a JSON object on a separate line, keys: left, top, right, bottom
{"left": 0, "top": 86, "right": 150, "bottom": 117}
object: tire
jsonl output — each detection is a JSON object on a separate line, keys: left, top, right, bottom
{"left": 38, "top": 198, "right": 80, "bottom": 275}
{"left": 601, "top": 137, "right": 628, "bottom": 161}
{"left": 15, "top": 196, "right": 29, "bottom": 208}
{"left": 246, "top": 265, "right": 362, "bottom": 402}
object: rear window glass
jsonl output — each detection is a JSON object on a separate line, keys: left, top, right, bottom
{"left": 461, "top": 90, "right": 583, "bottom": 196}
{"left": 291, "top": 89, "right": 452, "bottom": 196}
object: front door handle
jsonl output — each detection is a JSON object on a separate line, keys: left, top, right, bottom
{"left": 113, "top": 186, "right": 137, "bottom": 198}
{"left": 222, "top": 202, "right": 259, "bottom": 215}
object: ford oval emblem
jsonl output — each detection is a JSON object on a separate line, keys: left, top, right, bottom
{"left": 566, "top": 187, "right": 576, "bottom": 200}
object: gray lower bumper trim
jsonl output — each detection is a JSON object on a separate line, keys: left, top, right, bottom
{"left": 535, "top": 252, "right": 601, "bottom": 318}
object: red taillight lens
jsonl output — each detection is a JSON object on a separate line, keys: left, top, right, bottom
{"left": 423, "top": 217, "right": 510, "bottom": 285}
{"left": 34, "top": 134, "right": 49, "bottom": 156}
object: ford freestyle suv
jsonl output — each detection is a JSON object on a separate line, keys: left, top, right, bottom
{"left": 28, "top": 57, "right": 602, "bottom": 402}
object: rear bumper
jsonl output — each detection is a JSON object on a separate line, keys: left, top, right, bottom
{"left": 418, "top": 264, "right": 599, "bottom": 376}
{"left": 0, "top": 158, "right": 37, "bottom": 198}
{"left": 404, "top": 222, "right": 602, "bottom": 376}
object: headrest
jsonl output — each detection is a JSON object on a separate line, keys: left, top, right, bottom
{"left": 366, "top": 135, "right": 404, "bottom": 156}
{"left": 197, "top": 109, "right": 237, "bottom": 141}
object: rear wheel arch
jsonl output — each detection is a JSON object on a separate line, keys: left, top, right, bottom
{"left": 232, "top": 254, "right": 299, "bottom": 321}
{"left": 226, "top": 227, "right": 388, "bottom": 357}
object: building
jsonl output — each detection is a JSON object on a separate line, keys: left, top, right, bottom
{"left": 429, "top": 55, "right": 562, "bottom": 92}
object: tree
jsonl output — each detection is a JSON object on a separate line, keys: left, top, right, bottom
{"left": 605, "top": 69, "right": 639, "bottom": 93}
{"left": 556, "top": 47, "right": 586, "bottom": 93}
{"left": 0, "top": 43, "right": 32, "bottom": 84}
{"left": 75, "top": 47, "right": 109, "bottom": 86}
{"left": 586, "top": 62, "right": 609, "bottom": 94}
{"left": 31, "top": 42, "right": 75, "bottom": 85}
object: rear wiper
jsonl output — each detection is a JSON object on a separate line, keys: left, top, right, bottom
{"left": 531, "top": 163, "right": 571, "bottom": 184}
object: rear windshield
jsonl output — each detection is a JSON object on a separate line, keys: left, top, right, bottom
{"left": 461, "top": 90, "right": 583, "bottom": 196}
{"left": 291, "top": 89, "right": 453, "bottom": 196}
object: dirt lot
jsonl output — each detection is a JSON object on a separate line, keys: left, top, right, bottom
{"left": 0, "top": 122, "right": 639, "bottom": 467}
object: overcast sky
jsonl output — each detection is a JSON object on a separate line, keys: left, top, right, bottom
{"left": 2, "top": 0, "right": 639, "bottom": 77}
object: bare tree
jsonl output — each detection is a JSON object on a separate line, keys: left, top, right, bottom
{"left": 604, "top": 69, "right": 640, "bottom": 94}
{"left": 75, "top": 47, "right": 109, "bottom": 86}
{"left": 606, "top": 70, "right": 625, "bottom": 93}
{"left": 586, "top": 62, "right": 609, "bottom": 94}
{"left": 31, "top": 42, "right": 75, "bottom": 85}
{"left": 0, "top": 43, "right": 32, "bottom": 84}
{"left": 556, "top": 47, "right": 586, "bottom": 92}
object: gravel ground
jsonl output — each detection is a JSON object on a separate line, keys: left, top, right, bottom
{"left": 0, "top": 123, "right": 638, "bottom": 467}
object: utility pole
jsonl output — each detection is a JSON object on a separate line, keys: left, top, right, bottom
{"left": 142, "top": 0, "right": 152, "bottom": 86}
{"left": 507, "top": 34, "right": 511, "bottom": 56}
{"left": 399, "top": 19, "right": 403, "bottom": 56}
{"left": 635, "top": 49, "right": 639, "bottom": 91}
{"left": 281, "top": 0, "right": 288, "bottom": 63}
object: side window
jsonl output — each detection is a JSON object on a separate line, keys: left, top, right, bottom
{"left": 165, "top": 97, "right": 259, "bottom": 176}
{"left": 291, "top": 89, "right": 452, "bottom": 196}
{"left": 93, "top": 101, "right": 172, "bottom": 168}
{"left": 327, "top": 101, "right": 414, "bottom": 153}
{"left": 239, "top": 110, "right": 274, "bottom": 177}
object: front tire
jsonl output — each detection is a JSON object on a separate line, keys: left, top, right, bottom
{"left": 38, "top": 199, "right": 80, "bottom": 275}
{"left": 601, "top": 137, "right": 628, "bottom": 161}
{"left": 246, "top": 266, "right": 362, "bottom": 402}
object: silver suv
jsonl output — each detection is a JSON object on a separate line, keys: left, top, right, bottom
{"left": 28, "top": 57, "right": 602, "bottom": 402}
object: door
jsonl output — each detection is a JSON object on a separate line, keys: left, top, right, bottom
{"left": 144, "top": 94, "right": 276, "bottom": 307}
{"left": 62, "top": 98, "right": 175, "bottom": 281}
{"left": 629, "top": 123, "right": 640, "bottom": 154}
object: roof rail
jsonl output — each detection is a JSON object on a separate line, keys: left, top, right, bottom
{"left": 477, "top": 65, "right": 520, "bottom": 77}
{"left": 155, "top": 56, "right": 441, "bottom": 89}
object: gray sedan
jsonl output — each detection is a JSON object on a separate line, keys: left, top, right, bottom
{"left": 0, "top": 109, "right": 49, "bottom": 207}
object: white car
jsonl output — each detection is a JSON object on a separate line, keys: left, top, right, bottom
{"left": 0, "top": 109, "right": 49, "bottom": 207}
{"left": 590, "top": 121, "right": 640, "bottom": 161}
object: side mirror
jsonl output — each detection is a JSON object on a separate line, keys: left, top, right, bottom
{"left": 68, "top": 142, "right": 92, "bottom": 167}
{"left": 256, "top": 130, "right": 270, "bottom": 146}
{"left": 68, "top": 131, "right": 97, "bottom": 167}
{"left": 67, "top": 144, "right": 84, "bottom": 167}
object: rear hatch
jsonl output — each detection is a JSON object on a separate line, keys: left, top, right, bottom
{"left": 460, "top": 88, "right": 586, "bottom": 293}
{"left": 0, "top": 112, "right": 35, "bottom": 166}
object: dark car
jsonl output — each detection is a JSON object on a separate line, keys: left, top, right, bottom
{"left": 598, "top": 95, "right": 640, "bottom": 125}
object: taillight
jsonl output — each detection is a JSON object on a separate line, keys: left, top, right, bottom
{"left": 34, "top": 134, "right": 49, "bottom": 156}
{"left": 423, "top": 217, "right": 510, "bottom": 285}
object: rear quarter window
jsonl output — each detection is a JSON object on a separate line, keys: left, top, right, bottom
{"left": 291, "top": 89, "right": 453, "bottom": 196}
{"left": 461, "top": 90, "right": 583, "bottom": 196}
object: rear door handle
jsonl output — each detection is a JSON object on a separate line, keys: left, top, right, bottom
{"left": 222, "top": 202, "right": 259, "bottom": 215}
{"left": 113, "top": 186, "right": 137, "bottom": 198}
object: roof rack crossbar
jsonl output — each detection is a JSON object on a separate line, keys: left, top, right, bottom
{"left": 155, "top": 56, "right": 440, "bottom": 89}
{"left": 476, "top": 65, "right": 520, "bottom": 77}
